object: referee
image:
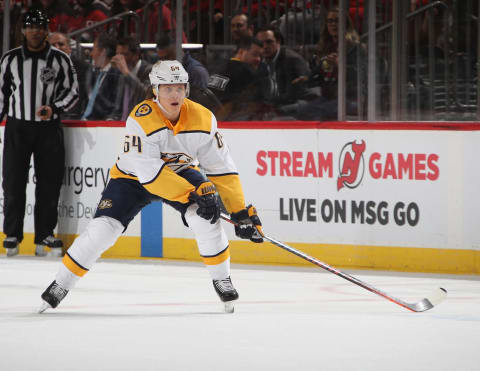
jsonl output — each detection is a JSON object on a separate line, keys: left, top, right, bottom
{"left": 0, "top": 9, "right": 79, "bottom": 257}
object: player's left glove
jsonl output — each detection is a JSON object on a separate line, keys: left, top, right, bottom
{"left": 230, "top": 205, "right": 263, "bottom": 243}
{"left": 188, "top": 181, "right": 220, "bottom": 224}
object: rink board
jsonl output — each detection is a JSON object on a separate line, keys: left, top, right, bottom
{"left": 0, "top": 120, "right": 479, "bottom": 274}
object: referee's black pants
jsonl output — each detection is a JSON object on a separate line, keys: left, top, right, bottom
{"left": 2, "top": 117, "right": 65, "bottom": 244}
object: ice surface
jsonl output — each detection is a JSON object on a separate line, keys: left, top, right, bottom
{"left": 0, "top": 256, "right": 479, "bottom": 371}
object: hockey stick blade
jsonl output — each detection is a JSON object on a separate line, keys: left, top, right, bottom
{"left": 220, "top": 213, "right": 447, "bottom": 312}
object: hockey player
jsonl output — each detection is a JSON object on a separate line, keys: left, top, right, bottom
{"left": 39, "top": 60, "right": 263, "bottom": 313}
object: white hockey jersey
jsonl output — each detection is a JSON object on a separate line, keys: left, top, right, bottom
{"left": 110, "top": 98, "right": 246, "bottom": 213}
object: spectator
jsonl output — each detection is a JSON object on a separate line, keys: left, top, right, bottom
{"left": 155, "top": 34, "right": 220, "bottom": 112}
{"left": 156, "top": 34, "right": 209, "bottom": 90}
{"left": 111, "top": 36, "right": 152, "bottom": 121}
{"left": 70, "top": 0, "right": 110, "bottom": 42}
{"left": 110, "top": 0, "right": 143, "bottom": 38}
{"left": 272, "top": 1, "right": 325, "bottom": 45}
{"left": 208, "top": 36, "right": 263, "bottom": 103}
{"left": 0, "top": 9, "right": 78, "bottom": 257}
{"left": 31, "top": 0, "right": 75, "bottom": 33}
{"left": 230, "top": 13, "right": 254, "bottom": 43}
{"left": 81, "top": 33, "right": 122, "bottom": 120}
{"left": 255, "top": 26, "right": 312, "bottom": 109}
{"left": 186, "top": 0, "right": 224, "bottom": 44}
{"left": 282, "top": 6, "right": 367, "bottom": 120}
{"left": 208, "top": 36, "right": 264, "bottom": 120}
{"left": 49, "top": 31, "right": 91, "bottom": 118}
{"left": 146, "top": 2, "right": 187, "bottom": 43}
{"left": 110, "top": 0, "right": 142, "bottom": 15}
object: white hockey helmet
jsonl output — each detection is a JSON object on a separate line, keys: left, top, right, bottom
{"left": 149, "top": 60, "right": 189, "bottom": 97}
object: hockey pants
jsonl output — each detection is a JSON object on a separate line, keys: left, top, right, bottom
{"left": 55, "top": 205, "right": 230, "bottom": 290}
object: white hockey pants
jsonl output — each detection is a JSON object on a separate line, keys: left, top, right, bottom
{"left": 55, "top": 204, "right": 231, "bottom": 290}
{"left": 55, "top": 216, "right": 124, "bottom": 289}
{"left": 184, "top": 204, "right": 231, "bottom": 280}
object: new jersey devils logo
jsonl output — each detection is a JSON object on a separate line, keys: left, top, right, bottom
{"left": 337, "top": 140, "right": 366, "bottom": 190}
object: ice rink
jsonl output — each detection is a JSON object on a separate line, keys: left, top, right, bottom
{"left": 0, "top": 256, "right": 479, "bottom": 371}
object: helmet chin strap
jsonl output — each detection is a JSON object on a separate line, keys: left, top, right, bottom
{"left": 152, "top": 85, "right": 169, "bottom": 114}
{"left": 153, "top": 96, "right": 169, "bottom": 114}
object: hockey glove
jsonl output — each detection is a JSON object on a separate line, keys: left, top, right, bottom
{"left": 230, "top": 205, "right": 263, "bottom": 243}
{"left": 188, "top": 181, "right": 220, "bottom": 224}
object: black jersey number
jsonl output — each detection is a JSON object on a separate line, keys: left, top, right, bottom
{"left": 124, "top": 135, "right": 142, "bottom": 153}
{"left": 214, "top": 132, "right": 224, "bottom": 148}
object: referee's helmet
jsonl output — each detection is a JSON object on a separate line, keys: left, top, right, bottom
{"left": 22, "top": 9, "right": 49, "bottom": 29}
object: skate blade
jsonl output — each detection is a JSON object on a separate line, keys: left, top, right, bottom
{"left": 37, "top": 301, "right": 52, "bottom": 314}
{"left": 47, "top": 249, "right": 63, "bottom": 258}
{"left": 224, "top": 302, "right": 235, "bottom": 313}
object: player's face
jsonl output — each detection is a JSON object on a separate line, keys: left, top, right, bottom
{"left": 256, "top": 30, "right": 279, "bottom": 59}
{"left": 157, "top": 84, "right": 186, "bottom": 119}
{"left": 24, "top": 25, "right": 48, "bottom": 51}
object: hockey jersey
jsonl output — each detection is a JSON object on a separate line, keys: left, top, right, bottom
{"left": 110, "top": 98, "right": 246, "bottom": 213}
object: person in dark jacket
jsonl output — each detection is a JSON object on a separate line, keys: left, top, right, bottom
{"left": 208, "top": 36, "right": 264, "bottom": 120}
{"left": 81, "top": 33, "right": 122, "bottom": 120}
{"left": 111, "top": 36, "right": 152, "bottom": 121}
{"left": 255, "top": 26, "right": 313, "bottom": 108}
{"left": 156, "top": 34, "right": 209, "bottom": 90}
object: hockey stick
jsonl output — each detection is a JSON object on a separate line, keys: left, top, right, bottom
{"left": 220, "top": 213, "right": 447, "bottom": 312}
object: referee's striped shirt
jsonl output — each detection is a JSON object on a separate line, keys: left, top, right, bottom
{"left": 0, "top": 42, "right": 79, "bottom": 122}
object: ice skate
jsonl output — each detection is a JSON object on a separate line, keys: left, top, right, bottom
{"left": 37, "top": 236, "right": 63, "bottom": 257}
{"left": 35, "top": 245, "right": 47, "bottom": 257}
{"left": 213, "top": 277, "right": 239, "bottom": 313}
{"left": 41, "top": 235, "right": 63, "bottom": 248}
{"left": 3, "top": 237, "right": 19, "bottom": 257}
{"left": 38, "top": 280, "right": 69, "bottom": 313}
{"left": 47, "top": 248, "right": 63, "bottom": 258}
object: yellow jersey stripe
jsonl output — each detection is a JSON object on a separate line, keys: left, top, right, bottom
{"left": 175, "top": 99, "right": 213, "bottom": 133}
{"left": 131, "top": 99, "right": 213, "bottom": 137}
{"left": 130, "top": 100, "right": 169, "bottom": 137}
{"left": 142, "top": 164, "right": 195, "bottom": 203}
{"left": 201, "top": 246, "right": 230, "bottom": 266}
{"left": 110, "top": 163, "right": 138, "bottom": 181}
{"left": 63, "top": 253, "right": 89, "bottom": 277}
{"left": 209, "top": 174, "right": 245, "bottom": 213}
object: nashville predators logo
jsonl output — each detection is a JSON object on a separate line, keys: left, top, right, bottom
{"left": 161, "top": 152, "right": 193, "bottom": 172}
{"left": 98, "top": 199, "right": 113, "bottom": 209}
{"left": 40, "top": 67, "right": 56, "bottom": 84}
{"left": 135, "top": 104, "right": 152, "bottom": 117}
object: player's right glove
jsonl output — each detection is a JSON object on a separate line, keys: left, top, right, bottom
{"left": 188, "top": 181, "right": 220, "bottom": 224}
{"left": 230, "top": 205, "right": 263, "bottom": 243}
